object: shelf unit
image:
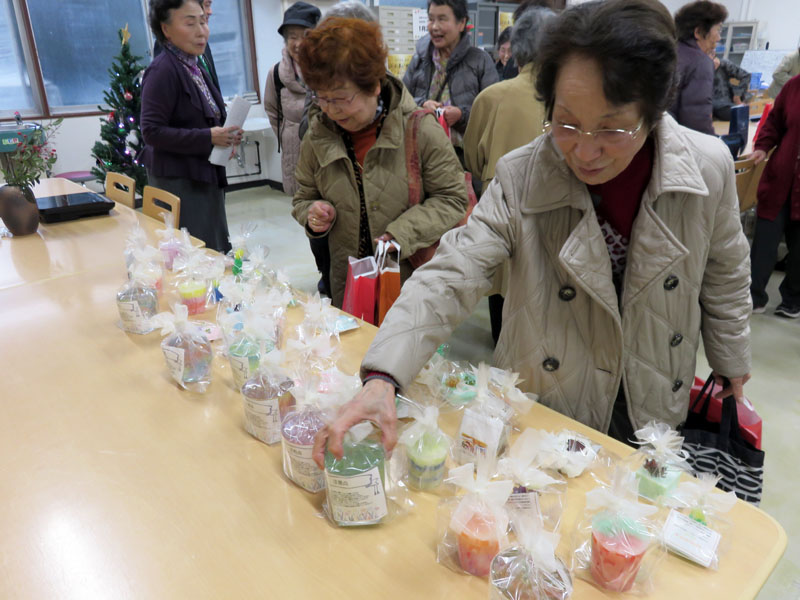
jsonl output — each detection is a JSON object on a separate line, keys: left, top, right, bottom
{"left": 715, "top": 21, "right": 759, "bottom": 66}
{"left": 467, "top": 2, "right": 519, "bottom": 51}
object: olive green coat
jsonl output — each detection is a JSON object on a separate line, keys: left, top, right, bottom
{"left": 292, "top": 74, "right": 468, "bottom": 307}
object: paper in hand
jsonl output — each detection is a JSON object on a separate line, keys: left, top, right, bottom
{"left": 208, "top": 95, "right": 251, "bottom": 166}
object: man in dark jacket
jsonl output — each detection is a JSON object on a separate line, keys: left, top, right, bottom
{"left": 668, "top": 1, "right": 728, "bottom": 135}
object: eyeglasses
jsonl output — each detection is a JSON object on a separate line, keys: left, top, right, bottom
{"left": 542, "top": 118, "right": 645, "bottom": 147}
{"left": 311, "top": 90, "right": 360, "bottom": 109}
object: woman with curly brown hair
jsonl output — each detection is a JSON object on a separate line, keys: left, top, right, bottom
{"left": 291, "top": 17, "right": 469, "bottom": 308}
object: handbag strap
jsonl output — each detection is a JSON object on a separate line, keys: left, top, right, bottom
{"left": 405, "top": 108, "right": 434, "bottom": 207}
{"left": 689, "top": 373, "right": 717, "bottom": 419}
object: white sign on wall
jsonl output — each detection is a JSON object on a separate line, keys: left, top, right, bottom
{"left": 412, "top": 9, "right": 428, "bottom": 40}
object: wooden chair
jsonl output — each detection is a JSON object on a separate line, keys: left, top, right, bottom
{"left": 142, "top": 185, "right": 181, "bottom": 225}
{"left": 734, "top": 155, "right": 767, "bottom": 213}
{"left": 104, "top": 172, "right": 136, "bottom": 208}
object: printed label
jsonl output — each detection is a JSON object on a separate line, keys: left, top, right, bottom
{"left": 283, "top": 439, "right": 325, "bottom": 492}
{"left": 162, "top": 345, "right": 185, "bottom": 385}
{"left": 507, "top": 490, "right": 541, "bottom": 515}
{"left": 243, "top": 397, "right": 280, "bottom": 445}
{"left": 325, "top": 466, "right": 388, "bottom": 525}
{"left": 457, "top": 408, "right": 505, "bottom": 466}
{"left": 663, "top": 509, "right": 721, "bottom": 568}
{"left": 229, "top": 354, "right": 251, "bottom": 391}
{"left": 118, "top": 300, "right": 149, "bottom": 334}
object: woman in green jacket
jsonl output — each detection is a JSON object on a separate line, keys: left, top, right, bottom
{"left": 292, "top": 17, "right": 468, "bottom": 308}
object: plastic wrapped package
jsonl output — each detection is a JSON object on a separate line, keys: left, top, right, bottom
{"left": 455, "top": 364, "right": 516, "bottom": 468}
{"left": 438, "top": 462, "right": 514, "bottom": 577}
{"left": 323, "top": 422, "right": 391, "bottom": 526}
{"left": 228, "top": 223, "right": 257, "bottom": 276}
{"left": 128, "top": 245, "right": 164, "bottom": 295}
{"left": 152, "top": 304, "right": 213, "bottom": 393}
{"left": 241, "top": 351, "right": 294, "bottom": 445}
{"left": 283, "top": 332, "right": 338, "bottom": 376}
{"left": 154, "top": 212, "right": 186, "bottom": 270}
{"left": 227, "top": 314, "right": 278, "bottom": 391}
{"left": 626, "top": 421, "right": 692, "bottom": 503}
{"left": 205, "top": 253, "right": 226, "bottom": 306}
{"left": 123, "top": 223, "right": 148, "bottom": 272}
{"left": 496, "top": 429, "right": 566, "bottom": 532}
{"left": 173, "top": 248, "right": 216, "bottom": 316}
{"left": 536, "top": 430, "right": 601, "bottom": 478}
{"left": 404, "top": 344, "right": 452, "bottom": 405}
{"left": 572, "top": 470, "right": 663, "bottom": 594}
{"left": 398, "top": 405, "right": 452, "bottom": 492}
{"left": 662, "top": 474, "right": 737, "bottom": 569}
{"left": 281, "top": 373, "right": 358, "bottom": 492}
{"left": 239, "top": 244, "right": 270, "bottom": 284}
{"left": 116, "top": 276, "right": 158, "bottom": 335}
{"left": 441, "top": 361, "right": 478, "bottom": 406}
{"left": 300, "top": 293, "right": 341, "bottom": 337}
{"left": 216, "top": 276, "right": 257, "bottom": 343}
{"left": 490, "top": 511, "right": 573, "bottom": 600}
{"left": 488, "top": 368, "right": 538, "bottom": 419}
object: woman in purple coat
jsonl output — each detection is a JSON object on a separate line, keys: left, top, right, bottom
{"left": 140, "top": 0, "right": 242, "bottom": 252}
{"left": 668, "top": 0, "right": 728, "bottom": 135}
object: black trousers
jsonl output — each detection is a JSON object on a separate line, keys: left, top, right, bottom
{"left": 607, "top": 384, "right": 636, "bottom": 448}
{"left": 488, "top": 294, "right": 504, "bottom": 345}
{"left": 750, "top": 198, "right": 800, "bottom": 308}
{"left": 309, "top": 235, "right": 331, "bottom": 297}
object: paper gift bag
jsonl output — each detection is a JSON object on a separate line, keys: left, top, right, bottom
{"left": 342, "top": 255, "right": 378, "bottom": 324}
{"left": 377, "top": 241, "right": 401, "bottom": 326}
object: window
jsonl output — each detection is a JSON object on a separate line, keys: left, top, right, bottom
{"left": 208, "top": 1, "right": 257, "bottom": 99}
{"left": 0, "top": 0, "right": 34, "bottom": 113}
{"left": 26, "top": 0, "right": 151, "bottom": 111}
{"left": 1, "top": 0, "right": 259, "bottom": 119}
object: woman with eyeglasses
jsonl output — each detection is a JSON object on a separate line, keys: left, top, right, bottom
{"left": 291, "top": 17, "right": 469, "bottom": 309}
{"left": 314, "top": 0, "right": 752, "bottom": 465}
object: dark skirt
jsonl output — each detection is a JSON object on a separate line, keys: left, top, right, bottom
{"left": 146, "top": 171, "right": 231, "bottom": 253}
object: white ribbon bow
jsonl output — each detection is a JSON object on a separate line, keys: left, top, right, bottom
{"left": 151, "top": 303, "right": 190, "bottom": 337}
{"left": 668, "top": 473, "right": 738, "bottom": 514}
{"left": 398, "top": 405, "right": 441, "bottom": 446}
{"left": 447, "top": 462, "right": 514, "bottom": 535}
{"left": 633, "top": 420, "right": 690, "bottom": 467}
{"left": 585, "top": 469, "right": 659, "bottom": 520}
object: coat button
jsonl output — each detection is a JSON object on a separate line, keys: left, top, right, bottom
{"left": 664, "top": 275, "right": 679, "bottom": 290}
{"left": 670, "top": 333, "right": 683, "bottom": 347}
{"left": 543, "top": 358, "right": 560, "bottom": 372}
{"left": 558, "top": 286, "right": 576, "bottom": 301}
{"left": 672, "top": 379, "right": 683, "bottom": 392}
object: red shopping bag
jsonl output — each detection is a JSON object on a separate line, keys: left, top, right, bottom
{"left": 689, "top": 375, "right": 762, "bottom": 449}
{"left": 753, "top": 101, "right": 772, "bottom": 145}
{"left": 377, "top": 241, "right": 401, "bottom": 326}
{"left": 342, "top": 255, "right": 378, "bottom": 324}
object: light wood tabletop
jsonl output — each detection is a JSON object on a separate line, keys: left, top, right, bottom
{"left": 0, "top": 204, "right": 786, "bottom": 598}
{"left": 0, "top": 178, "right": 200, "bottom": 291}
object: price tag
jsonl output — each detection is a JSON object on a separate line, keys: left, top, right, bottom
{"left": 663, "top": 509, "right": 721, "bottom": 568}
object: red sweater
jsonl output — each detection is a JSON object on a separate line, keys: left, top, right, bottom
{"left": 754, "top": 74, "right": 800, "bottom": 221}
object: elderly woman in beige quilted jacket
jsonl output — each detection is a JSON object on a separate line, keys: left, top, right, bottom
{"left": 315, "top": 0, "right": 753, "bottom": 463}
{"left": 292, "top": 18, "right": 468, "bottom": 308}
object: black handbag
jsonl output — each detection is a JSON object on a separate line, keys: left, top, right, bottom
{"left": 680, "top": 374, "right": 765, "bottom": 505}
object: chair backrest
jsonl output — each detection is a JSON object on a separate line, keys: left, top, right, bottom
{"left": 733, "top": 156, "right": 767, "bottom": 213}
{"left": 142, "top": 185, "right": 181, "bottom": 225}
{"left": 104, "top": 172, "right": 135, "bottom": 208}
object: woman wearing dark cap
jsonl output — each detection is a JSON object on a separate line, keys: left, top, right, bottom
{"left": 264, "top": 1, "right": 321, "bottom": 197}
{"left": 140, "top": 0, "right": 242, "bottom": 252}
{"left": 316, "top": 0, "right": 752, "bottom": 464}
{"left": 669, "top": 0, "right": 728, "bottom": 135}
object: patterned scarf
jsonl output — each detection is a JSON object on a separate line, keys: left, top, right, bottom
{"left": 165, "top": 42, "right": 221, "bottom": 120}
{"left": 429, "top": 48, "right": 451, "bottom": 104}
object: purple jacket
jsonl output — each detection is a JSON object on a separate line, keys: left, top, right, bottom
{"left": 669, "top": 39, "right": 715, "bottom": 135}
{"left": 140, "top": 49, "right": 227, "bottom": 187}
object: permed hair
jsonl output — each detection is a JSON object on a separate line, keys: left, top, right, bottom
{"left": 148, "top": 0, "right": 204, "bottom": 44}
{"left": 674, "top": 1, "right": 728, "bottom": 41}
{"left": 511, "top": 7, "right": 556, "bottom": 68}
{"left": 535, "top": 0, "right": 677, "bottom": 128}
{"left": 297, "top": 17, "right": 388, "bottom": 94}
{"left": 324, "top": 1, "right": 376, "bottom": 23}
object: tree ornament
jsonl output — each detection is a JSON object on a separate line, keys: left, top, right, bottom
{"left": 124, "top": 90, "right": 133, "bottom": 102}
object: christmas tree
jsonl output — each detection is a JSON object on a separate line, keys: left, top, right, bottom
{"left": 90, "top": 25, "right": 147, "bottom": 194}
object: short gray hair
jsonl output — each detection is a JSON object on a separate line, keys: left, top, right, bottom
{"left": 511, "top": 6, "right": 555, "bottom": 68}
{"left": 324, "top": 1, "right": 376, "bottom": 22}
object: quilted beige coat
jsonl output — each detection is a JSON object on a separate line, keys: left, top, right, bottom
{"left": 362, "top": 114, "right": 752, "bottom": 433}
{"left": 292, "top": 74, "right": 468, "bottom": 308}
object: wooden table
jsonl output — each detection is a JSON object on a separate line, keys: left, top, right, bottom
{"left": 0, "top": 201, "right": 786, "bottom": 598}
{"left": 0, "top": 178, "right": 201, "bottom": 291}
